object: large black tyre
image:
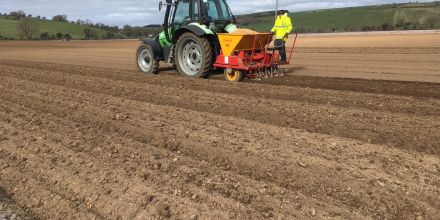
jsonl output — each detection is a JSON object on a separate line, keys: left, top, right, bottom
{"left": 170, "top": 46, "right": 177, "bottom": 70}
{"left": 175, "top": 32, "right": 213, "bottom": 78}
{"left": 136, "top": 44, "right": 159, "bottom": 74}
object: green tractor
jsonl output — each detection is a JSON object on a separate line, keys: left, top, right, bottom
{"left": 136, "top": 0, "right": 238, "bottom": 78}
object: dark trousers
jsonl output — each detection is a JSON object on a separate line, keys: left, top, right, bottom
{"left": 274, "top": 39, "right": 287, "bottom": 62}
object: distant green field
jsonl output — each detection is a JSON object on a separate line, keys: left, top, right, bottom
{"left": 0, "top": 18, "right": 18, "bottom": 37}
{"left": 239, "top": 3, "right": 440, "bottom": 32}
{"left": 0, "top": 16, "right": 109, "bottom": 39}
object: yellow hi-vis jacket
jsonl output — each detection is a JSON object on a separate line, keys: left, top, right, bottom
{"left": 271, "top": 13, "right": 293, "bottom": 41}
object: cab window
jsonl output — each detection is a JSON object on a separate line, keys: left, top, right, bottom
{"left": 173, "top": 0, "right": 191, "bottom": 24}
{"left": 193, "top": 0, "right": 200, "bottom": 20}
{"left": 202, "top": 0, "right": 232, "bottom": 20}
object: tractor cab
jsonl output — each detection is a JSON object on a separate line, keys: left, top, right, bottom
{"left": 166, "top": 0, "right": 235, "bottom": 34}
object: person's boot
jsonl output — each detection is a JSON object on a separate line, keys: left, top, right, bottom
{"left": 280, "top": 55, "right": 287, "bottom": 64}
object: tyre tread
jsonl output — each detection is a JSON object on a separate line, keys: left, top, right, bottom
{"left": 136, "top": 44, "right": 159, "bottom": 75}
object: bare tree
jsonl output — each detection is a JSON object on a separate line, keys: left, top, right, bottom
{"left": 17, "top": 17, "right": 39, "bottom": 39}
{"left": 83, "top": 20, "right": 97, "bottom": 40}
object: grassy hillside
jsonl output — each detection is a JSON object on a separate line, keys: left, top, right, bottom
{"left": 239, "top": 2, "right": 440, "bottom": 33}
{"left": 0, "top": 15, "right": 110, "bottom": 39}
{"left": 0, "top": 18, "right": 18, "bottom": 37}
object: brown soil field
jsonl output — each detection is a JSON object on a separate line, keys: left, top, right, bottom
{"left": 0, "top": 32, "right": 439, "bottom": 82}
{"left": 0, "top": 32, "right": 440, "bottom": 219}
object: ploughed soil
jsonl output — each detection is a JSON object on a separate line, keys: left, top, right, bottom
{"left": 0, "top": 32, "right": 439, "bottom": 219}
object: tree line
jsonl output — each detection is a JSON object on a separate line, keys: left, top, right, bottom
{"left": 0, "top": 11, "right": 162, "bottom": 40}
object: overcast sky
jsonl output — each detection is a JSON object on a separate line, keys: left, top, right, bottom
{"left": 0, "top": 0, "right": 435, "bottom": 26}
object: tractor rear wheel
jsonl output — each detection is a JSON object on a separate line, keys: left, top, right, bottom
{"left": 224, "top": 69, "right": 244, "bottom": 82}
{"left": 136, "top": 44, "right": 159, "bottom": 74}
{"left": 175, "top": 32, "right": 212, "bottom": 78}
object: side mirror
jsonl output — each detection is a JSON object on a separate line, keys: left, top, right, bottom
{"left": 159, "top": 1, "right": 163, "bottom": 11}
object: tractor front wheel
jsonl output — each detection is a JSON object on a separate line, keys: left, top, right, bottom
{"left": 136, "top": 44, "right": 159, "bottom": 74}
{"left": 175, "top": 32, "right": 212, "bottom": 78}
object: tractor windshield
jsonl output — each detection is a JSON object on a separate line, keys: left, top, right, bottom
{"left": 203, "top": 0, "right": 233, "bottom": 21}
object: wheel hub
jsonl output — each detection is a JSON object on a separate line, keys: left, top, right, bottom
{"left": 138, "top": 48, "right": 152, "bottom": 72}
{"left": 191, "top": 51, "right": 198, "bottom": 61}
{"left": 227, "top": 71, "right": 238, "bottom": 80}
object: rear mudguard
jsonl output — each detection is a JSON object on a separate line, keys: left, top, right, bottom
{"left": 140, "top": 38, "right": 164, "bottom": 61}
{"left": 172, "top": 23, "right": 214, "bottom": 43}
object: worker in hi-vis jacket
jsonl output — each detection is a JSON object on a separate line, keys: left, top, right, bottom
{"left": 271, "top": 10, "right": 293, "bottom": 63}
